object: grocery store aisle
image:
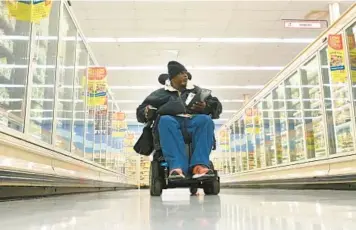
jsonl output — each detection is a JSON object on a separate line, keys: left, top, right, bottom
{"left": 0, "top": 189, "right": 356, "bottom": 230}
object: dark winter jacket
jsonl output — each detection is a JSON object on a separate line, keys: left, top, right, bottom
{"left": 136, "top": 81, "right": 222, "bottom": 123}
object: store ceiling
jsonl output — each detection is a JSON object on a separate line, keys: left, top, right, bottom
{"left": 70, "top": 1, "right": 353, "bottom": 125}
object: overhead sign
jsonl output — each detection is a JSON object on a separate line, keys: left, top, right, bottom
{"left": 284, "top": 20, "right": 322, "bottom": 29}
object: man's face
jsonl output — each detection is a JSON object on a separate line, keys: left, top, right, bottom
{"left": 172, "top": 72, "right": 188, "bottom": 88}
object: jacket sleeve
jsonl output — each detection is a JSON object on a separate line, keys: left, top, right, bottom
{"left": 204, "top": 95, "right": 223, "bottom": 119}
{"left": 136, "top": 90, "right": 160, "bottom": 123}
{"left": 136, "top": 96, "right": 150, "bottom": 123}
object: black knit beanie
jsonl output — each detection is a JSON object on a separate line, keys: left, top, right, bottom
{"left": 187, "top": 72, "right": 192, "bottom": 80}
{"left": 167, "top": 61, "right": 187, "bottom": 80}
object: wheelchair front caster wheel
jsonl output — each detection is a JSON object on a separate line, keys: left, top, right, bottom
{"left": 204, "top": 180, "right": 220, "bottom": 195}
{"left": 149, "top": 161, "right": 163, "bottom": 196}
{"left": 190, "top": 187, "right": 198, "bottom": 195}
{"left": 150, "top": 179, "right": 163, "bottom": 196}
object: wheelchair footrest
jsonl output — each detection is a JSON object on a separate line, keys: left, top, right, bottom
{"left": 168, "top": 176, "right": 217, "bottom": 185}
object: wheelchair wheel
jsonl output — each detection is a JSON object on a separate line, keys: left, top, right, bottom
{"left": 190, "top": 187, "right": 198, "bottom": 195}
{"left": 150, "top": 161, "right": 163, "bottom": 196}
{"left": 203, "top": 180, "right": 220, "bottom": 195}
{"left": 209, "top": 160, "right": 215, "bottom": 170}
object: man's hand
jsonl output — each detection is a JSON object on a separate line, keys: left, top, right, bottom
{"left": 144, "top": 105, "right": 150, "bottom": 119}
{"left": 191, "top": 101, "right": 206, "bottom": 112}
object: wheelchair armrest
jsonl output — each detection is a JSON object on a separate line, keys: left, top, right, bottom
{"left": 152, "top": 115, "right": 162, "bottom": 151}
{"left": 212, "top": 134, "right": 217, "bottom": 150}
{"left": 146, "top": 107, "right": 158, "bottom": 121}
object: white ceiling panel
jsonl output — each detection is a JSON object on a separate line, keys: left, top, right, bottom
{"left": 286, "top": 1, "right": 330, "bottom": 11}
{"left": 82, "top": 19, "right": 136, "bottom": 30}
{"left": 136, "top": 19, "right": 183, "bottom": 30}
{"left": 235, "top": 1, "right": 290, "bottom": 11}
{"left": 184, "top": 9, "right": 233, "bottom": 20}
{"left": 135, "top": 9, "right": 185, "bottom": 20}
{"left": 280, "top": 10, "right": 317, "bottom": 20}
{"left": 226, "top": 20, "right": 278, "bottom": 31}
{"left": 230, "top": 10, "right": 283, "bottom": 22}
{"left": 78, "top": 9, "right": 136, "bottom": 20}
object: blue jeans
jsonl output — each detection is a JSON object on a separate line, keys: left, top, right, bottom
{"left": 158, "top": 115, "right": 214, "bottom": 174}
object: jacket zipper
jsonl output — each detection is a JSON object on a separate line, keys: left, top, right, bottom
{"left": 178, "top": 91, "right": 187, "bottom": 114}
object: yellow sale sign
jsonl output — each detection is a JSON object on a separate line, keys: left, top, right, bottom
{"left": 6, "top": 0, "right": 52, "bottom": 23}
{"left": 327, "top": 34, "right": 347, "bottom": 83}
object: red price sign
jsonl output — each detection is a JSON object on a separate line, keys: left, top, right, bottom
{"left": 245, "top": 108, "right": 258, "bottom": 116}
{"left": 113, "top": 112, "right": 126, "bottom": 121}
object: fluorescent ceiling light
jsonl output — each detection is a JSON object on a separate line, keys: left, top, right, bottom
{"left": 122, "top": 110, "right": 237, "bottom": 114}
{"left": 107, "top": 66, "right": 163, "bottom": 70}
{"left": 0, "top": 36, "right": 314, "bottom": 44}
{"left": 105, "top": 66, "right": 283, "bottom": 71}
{"left": 0, "top": 84, "right": 262, "bottom": 90}
{"left": 204, "top": 85, "right": 263, "bottom": 89}
{"left": 0, "top": 64, "right": 283, "bottom": 71}
{"left": 224, "top": 110, "right": 238, "bottom": 113}
{"left": 0, "top": 99, "right": 249, "bottom": 103}
{"left": 87, "top": 37, "right": 314, "bottom": 44}
{"left": 111, "top": 99, "right": 244, "bottom": 103}
{"left": 112, "top": 100, "right": 142, "bottom": 103}
{"left": 187, "top": 66, "right": 283, "bottom": 71}
{"left": 221, "top": 99, "right": 244, "bottom": 103}
{"left": 9, "top": 108, "right": 239, "bottom": 114}
{"left": 109, "top": 85, "right": 263, "bottom": 90}
{"left": 28, "top": 117, "right": 228, "bottom": 123}
{"left": 109, "top": 99, "right": 244, "bottom": 104}
{"left": 124, "top": 118, "right": 228, "bottom": 123}
{"left": 199, "top": 38, "right": 314, "bottom": 44}
{"left": 0, "top": 84, "right": 263, "bottom": 90}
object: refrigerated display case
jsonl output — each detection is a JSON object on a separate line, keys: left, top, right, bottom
{"left": 220, "top": 5, "right": 356, "bottom": 178}
{"left": 0, "top": 1, "right": 28, "bottom": 131}
{"left": 300, "top": 57, "right": 327, "bottom": 159}
{"left": 285, "top": 72, "right": 306, "bottom": 162}
{"left": 254, "top": 104, "right": 265, "bottom": 168}
{"left": 263, "top": 94, "right": 277, "bottom": 167}
{"left": 245, "top": 109, "right": 256, "bottom": 170}
{"left": 320, "top": 46, "right": 354, "bottom": 155}
{"left": 239, "top": 119, "right": 248, "bottom": 171}
{"left": 273, "top": 84, "right": 289, "bottom": 164}
{"left": 232, "top": 121, "right": 242, "bottom": 172}
{"left": 229, "top": 125, "right": 238, "bottom": 173}
{"left": 140, "top": 156, "right": 150, "bottom": 187}
{"left": 0, "top": 0, "right": 133, "bottom": 184}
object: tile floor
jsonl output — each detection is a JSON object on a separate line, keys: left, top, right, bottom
{"left": 0, "top": 189, "right": 355, "bottom": 230}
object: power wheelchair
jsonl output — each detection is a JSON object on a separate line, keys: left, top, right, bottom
{"left": 147, "top": 108, "right": 220, "bottom": 197}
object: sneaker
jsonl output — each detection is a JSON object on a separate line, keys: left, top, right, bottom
{"left": 168, "top": 169, "right": 185, "bottom": 180}
{"left": 192, "top": 165, "right": 214, "bottom": 179}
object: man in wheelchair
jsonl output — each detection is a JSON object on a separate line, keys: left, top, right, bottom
{"left": 136, "top": 61, "right": 222, "bottom": 181}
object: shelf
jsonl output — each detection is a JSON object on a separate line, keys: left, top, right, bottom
{"left": 335, "top": 121, "right": 351, "bottom": 130}
{"left": 0, "top": 13, "right": 15, "bottom": 34}
{"left": 0, "top": 44, "right": 15, "bottom": 64}
{"left": 334, "top": 103, "right": 350, "bottom": 111}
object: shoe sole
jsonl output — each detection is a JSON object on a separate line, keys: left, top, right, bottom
{"left": 193, "top": 173, "right": 215, "bottom": 180}
{"left": 168, "top": 175, "right": 185, "bottom": 181}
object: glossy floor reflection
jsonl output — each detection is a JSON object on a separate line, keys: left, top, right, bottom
{"left": 0, "top": 189, "right": 356, "bottom": 230}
